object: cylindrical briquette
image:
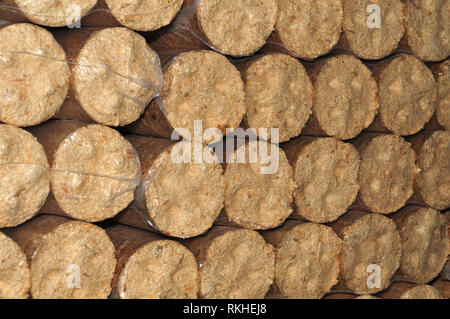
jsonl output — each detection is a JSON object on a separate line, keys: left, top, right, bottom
{"left": 82, "top": 0, "right": 184, "bottom": 32}
{"left": 0, "top": 231, "right": 30, "bottom": 299}
{"left": 432, "top": 280, "right": 450, "bottom": 299}
{"left": 116, "top": 136, "right": 224, "bottom": 239}
{"left": 125, "top": 50, "right": 245, "bottom": 145}
{"left": 264, "top": 0, "right": 343, "bottom": 60}
{"left": 330, "top": 210, "right": 402, "bottom": 295}
{"left": 352, "top": 133, "right": 417, "bottom": 214}
{"left": 0, "top": 23, "right": 70, "bottom": 127}
{"left": 184, "top": 226, "right": 275, "bottom": 299}
{"left": 30, "top": 120, "right": 141, "bottom": 223}
{"left": 434, "top": 60, "right": 449, "bottom": 130}
{"left": 106, "top": 225, "right": 199, "bottom": 299}
{"left": 368, "top": 55, "right": 437, "bottom": 136}
{"left": 402, "top": 0, "right": 450, "bottom": 62}
{"left": 283, "top": 137, "right": 360, "bottom": 223}
{"left": 0, "top": 0, "right": 97, "bottom": 27}
{"left": 302, "top": 55, "right": 379, "bottom": 140}
{"left": 379, "top": 283, "right": 444, "bottom": 299}
{"left": 147, "top": 0, "right": 278, "bottom": 57}
{"left": 222, "top": 140, "right": 296, "bottom": 230}
{"left": 408, "top": 130, "right": 450, "bottom": 210}
{"left": 4, "top": 215, "right": 116, "bottom": 299}
{"left": 392, "top": 206, "right": 448, "bottom": 284}
{"left": 53, "top": 27, "right": 163, "bottom": 127}
{"left": 0, "top": 125, "right": 50, "bottom": 228}
{"left": 238, "top": 53, "right": 313, "bottom": 143}
{"left": 340, "top": 0, "right": 404, "bottom": 60}
{"left": 262, "top": 220, "right": 342, "bottom": 299}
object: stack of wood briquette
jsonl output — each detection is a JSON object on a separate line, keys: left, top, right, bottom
{"left": 0, "top": 0, "right": 448, "bottom": 299}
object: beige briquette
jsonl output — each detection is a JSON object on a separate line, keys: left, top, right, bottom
{"left": 342, "top": 0, "right": 404, "bottom": 59}
{"left": 271, "top": 0, "right": 343, "bottom": 59}
{"left": 194, "top": 0, "right": 278, "bottom": 56}
{"left": 379, "top": 282, "right": 444, "bottom": 299}
{"left": 308, "top": 55, "right": 379, "bottom": 140}
{"left": 242, "top": 53, "right": 313, "bottom": 142}
{"left": 354, "top": 133, "right": 417, "bottom": 214}
{"left": 330, "top": 210, "right": 402, "bottom": 295}
{"left": 435, "top": 60, "right": 450, "bottom": 130}
{"left": 5, "top": 215, "right": 116, "bottom": 299}
{"left": 103, "top": 0, "right": 183, "bottom": 31}
{"left": 0, "top": 124, "right": 50, "bottom": 228}
{"left": 31, "top": 121, "right": 140, "bottom": 223}
{"left": 129, "top": 50, "right": 245, "bottom": 144}
{"left": 0, "top": 23, "right": 70, "bottom": 127}
{"left": 7, "top": 0, "right": 97, "bottom": 27}
{"left": 411, "top": 130, "right": 450, "bottom": 210}
{"left": 56, "top": 27, "right": 163, "bottom": 127}
{"left": 432, "top": 280, "right": 450, "bottom": 299}
{"left": 224, "top": 141, "right": 295, "bottom": 230}
{"left": 107, "top": 225, "right": 199, "bottom": 299}
{"left": 0, "top": 231, "right": 30, "bottom": 299}
{"left": 116, "top": 136, "right": 224, "bottom": 239}
{"left": 393, "top": 206, "right": 448, "bottom": 284}
{"left": 403, "top": 0, "right": 450, "bottom": 61}
{"left": 283, "top": 137, "right": 360, "bottom": 223}
{"left": 185, "top": 227, "right": 275, "bottom": 299}
{"left": 263, "top": 220, "right": 342, "bottom": 299}
{"left": 375, "top": 55, "right": 437, "bottom": 136}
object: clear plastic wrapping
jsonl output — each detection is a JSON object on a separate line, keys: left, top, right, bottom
{"left": 0, "top": 0, "right": 183, "bottom": 31}
{"left": 0, "top": 23, "right": 163, "bottom": 127}
{"left": 116, "top": 136, "right": 225, "bottom": 239}
{"left": 106, "top": 224, "right": 199, "bottom": 299}
{"left": 21, "top": 120, "right": 143, "bottom": 224}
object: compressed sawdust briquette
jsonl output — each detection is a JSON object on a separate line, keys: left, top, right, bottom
{"left": 393, "top": 206, "right": 448, "bottom": 284}
{"left": 330, "top": 210, "right": 402, "bottom": 295}
{"left": 434, "top": 60, "right": 450, "bottom": 130}
{"left": 100, "top": 0, "right": 184, "bottom": 31}
{"left": 116, "top": 136, "right": 224, "bottom": 239}
{"left": 0, "top": 23, "right": 70, "bottom": 127}
{"left": 432, "top": 280, "right": 450, "bottom": 299}
{"left": 403, "top": 0, "right": 450, "bottom": 62}
{"left": 106, "top": 225, "right": 199, "bottom": 299}
{"left": 240, "top": 53, "right": 313, "bottom": 143}
{"left": 1, "top": 0, "right": 97, "bottom": 27}
{"left": 267, "top": 0, "right": 343, "bottom": 59}
{"left": 373, "top": 55, "right": 437, "bottom": 136}
{"left": 191, "top": 0, "right": 278, "bottom": 56}
{"left": 379, "top": 283, "right": 444, "bottom": 299}
{"left": 341, "top": 0, "right": 404, "bottom": 59}
{"left": 262, "top": 220, "right": 341, "bottom": 299}
{"left": 0, "top": 124, "right": 50, "bottom": 228}
{"left": 5, "top": 215, "right": 116, "bottom": 299}
{"left": 54, "top": 27, "right": 163, "bottom": 126}
{"left": 31, "top": 121, "right": 140, "bottom": 223}
{"left": 126, "top": 50, "right": 245, "bottom": 144}
{"left": 184, "top": 226, "right": 275, "bottom": 299}
{"left": 0, "top": 231, "right": 30, "bottom": 299}
{"left": 353, "top": 133, "right": 417, "bottom": 214}
{"left": 283, "top": 137, "right": 360, "bottom": 223}
{"left": 305, "top": 55, "right": 379, "bottom": 140}
{"left": 409, "top": 130, "right": 450, "bottom": 210}
{"left": 223, "top": 141, "right": 296, "bottom": 230}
